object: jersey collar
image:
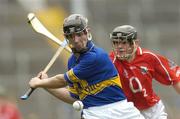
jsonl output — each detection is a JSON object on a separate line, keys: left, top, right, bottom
{"left": 136, "top": 46, "right": 143, "bottom": 56}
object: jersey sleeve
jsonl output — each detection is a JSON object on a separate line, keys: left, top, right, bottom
{"left": 64, "top": 52, "right": 97, "bottom": 83}
{"left": 153, "top": 54, "right": 180, "bottom": 85}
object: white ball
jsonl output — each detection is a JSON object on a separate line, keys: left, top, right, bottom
{"left": 73, "top": 101, "right": 84, "bottom": 111}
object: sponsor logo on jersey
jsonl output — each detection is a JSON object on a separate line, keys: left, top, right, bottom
{"left": 140, "top": 66, "right": 148, "bottom": 75}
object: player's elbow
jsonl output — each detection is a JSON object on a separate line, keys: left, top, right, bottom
{"left": 55, "top": 74, "right": 67, "bottom": 87}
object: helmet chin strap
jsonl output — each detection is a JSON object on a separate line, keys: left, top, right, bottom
{"left": 116, "top": 40, "right": 137, "bottom": 61}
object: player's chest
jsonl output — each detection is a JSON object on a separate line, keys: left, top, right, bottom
{"left": 115, "top": 61, "right": 154, "bottom": 83}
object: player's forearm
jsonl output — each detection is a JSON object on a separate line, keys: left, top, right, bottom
{"left": 45, "top": 87, "right": 76, "bottom": 104}
{"left": 42, "top": 74, "right": 67, "bottom": 88}
{"left": 29, "top": 74, "right": 67, "bottom": 89}
{"left": 173, "top": 82, "right": 180, "bottom": 94}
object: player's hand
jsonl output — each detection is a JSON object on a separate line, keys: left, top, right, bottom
{"left": 29, "top": 77, "right": 42, "bottom": 88}
{"left": 37, "top": 71, "right": 48, "bottom": 79}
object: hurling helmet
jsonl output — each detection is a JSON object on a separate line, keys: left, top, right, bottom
{"left": 63, "top": 14, "right": 88, "bottom": 35}
{"left": 110, "top": 25, "right": 137, "bottom": 42}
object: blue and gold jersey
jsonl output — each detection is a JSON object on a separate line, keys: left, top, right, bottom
{"left": 64, "top": 41, "right": 126, "bottom": 108}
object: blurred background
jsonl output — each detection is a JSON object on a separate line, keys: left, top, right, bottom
{"left": 0, "top": 0, "right": 180, "bottom": 119}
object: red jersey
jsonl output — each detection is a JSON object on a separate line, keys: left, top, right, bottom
{"left": 109, "top": 47, "right": 180, "bottom": 110}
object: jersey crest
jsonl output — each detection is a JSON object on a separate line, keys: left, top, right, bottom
{"left": 140, "top": 66, "right": 148, "bottom": 75}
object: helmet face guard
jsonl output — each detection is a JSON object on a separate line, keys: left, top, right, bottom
{"left": 63, "top": 24, "right": 86, "bottom": 35}
{"left": 110, "top": 25, "right": 138, "bottom": 60}
{"left": 110, "top": 31, "right": 137, "bottom": 43}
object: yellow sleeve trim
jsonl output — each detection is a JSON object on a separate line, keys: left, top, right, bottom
{"left": 67, "top": 69, "right": 80, "bottom": 82}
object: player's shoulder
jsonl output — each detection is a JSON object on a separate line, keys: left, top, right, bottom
{"left": 83, "top": 50, "right": 97, "bottom": 61}
{"left": 140, "top": 47, "right": 164, "bottom": 60}
{"left": 68, "top": 54, "right": 76, "bottom": 61}
{"left": 84, "top": 46, "right": 109, "bottom": 62}
{"left": 80, "top": 47, "right": 99, "bottom": 64}
{"left": 109, "top": 51, "right": 114, "bottom": 57}
{"left": 141, "top": 48, "right": 157, "bottom": 57}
